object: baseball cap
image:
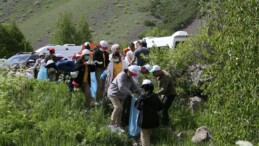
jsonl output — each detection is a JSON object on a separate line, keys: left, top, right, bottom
{"left": 100, "top": 40, "right": 108, "bottom": 51}
{"left": 149, "top": 65, "right": 161, "bottom": 73}
{"left": 84, "top": 42, "right": 90, "bottom": 46}
{"left": 140, "top": 79, "right": 152, "bottom": 87}
{"left": 128, "top": 65, "right": 139, "bottom": 76}
{"left": 142, "top": 64, "right": 152, "bottom": 71}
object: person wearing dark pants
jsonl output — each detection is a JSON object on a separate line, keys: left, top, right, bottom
{"left": 161, "top": 95, "right": 176, "bottom": 125}
{"left": 149, "top": 65, "right": 177, "bottom": 126}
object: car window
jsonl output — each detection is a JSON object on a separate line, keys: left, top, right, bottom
{"left": 7, "top": 54, "right": 30, "bottom": 64}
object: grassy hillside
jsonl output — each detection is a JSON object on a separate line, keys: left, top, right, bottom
{"left": 0, "top": 0, "right": 150, "bottom": 49}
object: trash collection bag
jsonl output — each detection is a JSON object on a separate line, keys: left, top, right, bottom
{"left": 56, "top": 60, "right": 76, "bottom": 72}
{"left": 129, "top": 97, "right": 140, "bottom": 137}
{"left": 90, "top": 72, "right": 97, "bottom": 100}
{"left": 37, "top": 66, "right": 48, "bottom": 80}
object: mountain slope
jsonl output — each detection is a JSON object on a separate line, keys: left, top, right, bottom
{"left": 0, "top": 0, "right": 150, "bottom": 49}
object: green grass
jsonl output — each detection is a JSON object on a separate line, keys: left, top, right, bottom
{"left": 1, "top": 0, "right": 150, "bottom": 48}
{"left": 0, "top": 73, "right": 221, "bottom": 146}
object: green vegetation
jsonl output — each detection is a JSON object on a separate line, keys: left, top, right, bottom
{"left": 50, "top": 12, "right": 92, "bottom": 45}
{"left": 145, "top": 0, "right": 259, "bottom": 145}
{"left": 0, "top": 23, "right": 32, "bottom": 58}
{"left": 140, "top": 0, "right": 200, "bottom": 37}
{"left": 0, "top": 75, "right": 130, "bottom": 146}
{"left": 1, "top": 0, "right": 258, "bottom": 145}
{"left": 0, "top": 0, "right": 151, "bottom": 48}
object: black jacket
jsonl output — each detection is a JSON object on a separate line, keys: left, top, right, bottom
{"left": 135, "top": 92, "right": 163, "bottom": 129}
{"left": 93, "top": 48, "right": 110, "bottom": 69}
{"left": 74, "top": 58, "right": 95, "bottom": 86}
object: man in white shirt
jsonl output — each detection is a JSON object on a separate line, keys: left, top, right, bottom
{"left": 125, "top": 42, "right": 135, "bottom": 66}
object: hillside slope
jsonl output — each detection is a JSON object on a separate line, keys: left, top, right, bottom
{"left": 0, "top": 0, "right": 150, "bottom": 49}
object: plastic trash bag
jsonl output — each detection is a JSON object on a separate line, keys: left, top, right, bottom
{"left": 90, "top": 72, "right": 97, "bottom": 100}
{"left": 37, "top": 66, "right": 48, "bottom": 80}
{"left": 56, "top": 60, "right": 75, "bottom": 72}
{"left": 129, "top": 97, "right": 140, "bottom": 137}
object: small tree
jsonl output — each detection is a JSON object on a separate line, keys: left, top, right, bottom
{"left": 51, "top": 12, "right": 92, "bottom": 45}
{"left": 50, "top": 12, "right": 77, "bottom": 45}
{"left": 0, "top": 23, "right": 32, "bottom": 58}
{"left": 75, "top": 15, "right": 92, "bottom": 44}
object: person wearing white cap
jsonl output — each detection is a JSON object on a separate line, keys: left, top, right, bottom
{"left": 140, "top": 64, "right": 152, "bottom": 75}
{"left": 135, "top": 79, "right": 162, "bottom": 146}
{"left": 107, "top": 65, "right": 142, "bottom": 130}
{"left": 149, "top": 65, "right": 177, "bottom": 125}
{"left": 45, "top": 60, "right": 58, "bottom": 81}
{"left": 93, "top": 40, "right": 110, "bottom": 101}
{"left": 84, "top": 42, "right": 91, "bottom": 50}
{"left": 74, "top": 49, "right": 96, "bottom": 105}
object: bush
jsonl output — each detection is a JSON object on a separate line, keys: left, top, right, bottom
{"left": 144, "top": 20, "right": 156, "bottom": 27}
{"left": 0, "top": 75, "right": 130, "bottom": 145}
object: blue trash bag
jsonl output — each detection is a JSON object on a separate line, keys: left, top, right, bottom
{"left": 56, "top": 60, "right": 76, "bottom": 72}
{"left": 90, "top": 72, "right": 97, "bottom": 100}
{"left": 37, "top": 66, "right": 48, "bottom": 80}
{"left": 129, "top": 97, "right": 141, "bottom": 137}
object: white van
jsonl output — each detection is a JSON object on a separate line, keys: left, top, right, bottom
{"left": 34, "top": 44, "right": 82, "bottom": 59}
{"left": 142, "top": 31, "right": 188, "bottom": 49}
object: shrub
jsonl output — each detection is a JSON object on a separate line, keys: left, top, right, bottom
{"left": 144, "top": 20, "right": 156, "bottom": 27}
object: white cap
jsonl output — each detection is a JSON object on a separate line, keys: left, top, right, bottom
{"left": 46, "top": 60, "right": 54, "bottom": 66}
{"left": 149, "top": 65, "right": 161, "bottom": 73}
{"left": 141, "top": 79, "right": 152, "bottom": 86}
{"left": 76, "top": 53, "right": 81, "bottom": 57}
{"left": 100, "top": 40, "right": 108, "bottom": 47}
{"left": 128, "top": 65, "right": 139, "bottom": 76}
{"left": 82, "top": 49, "right": 90, "bottom": 55}
{"left": 143, "top": 64, "right": 152, "bottom": 71}
{"left": 84, "top": 42, "right": 90, "bottom": 46}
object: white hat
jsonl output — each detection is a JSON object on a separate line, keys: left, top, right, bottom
{"left": 100, "top": 40, "right": 109, "bottom": 51}
{"left": 46, "top": 60, "right": 54, "bottom": 66}
{"left": 84, "top": 42, "right": 90, "bottom": 46}
{"left": 76, "top": 53, "right": 81, "bottom": 57}
{"left": 149, "top": 65, "right": 161, "bottom": 73}
{"left": 82, "top": 49, "right": 91, "bottom": 55}
{"left": 141, "top": 79, "right": 152, "bottom": 86}
{"left": 128, "top": 65, "right": 139, "bottom": 76}
{"left": 143, "top": 64, "right": 152, "bottom": 71}
{"left": 100, "top": 40, "right": 108, "bottom": 47}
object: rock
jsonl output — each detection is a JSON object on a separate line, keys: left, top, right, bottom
{"left": 189, "top": 96, "right": 203, "bottom": 113}
{"left": 235, "top": 140, "right": 253, "bottom": 146}
{"left": 188, "top": 64, "right": 212, "bottom": 87}
{"left": 192, "top": 126, "right": 213, "bottom": 143}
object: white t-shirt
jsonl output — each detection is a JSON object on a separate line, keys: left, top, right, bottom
{"left": 125, "top": 50, "right": 134, "bottom": 65}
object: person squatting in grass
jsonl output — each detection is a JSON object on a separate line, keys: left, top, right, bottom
{"left": 135, "top": 79, "right": 162, "bottom": 146}
{"left": 107, "top": 65, "right": 142, "bottom": 131}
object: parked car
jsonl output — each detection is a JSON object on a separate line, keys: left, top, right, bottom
{"left": 4, "top": 52, "right": 39, "bottom": 68}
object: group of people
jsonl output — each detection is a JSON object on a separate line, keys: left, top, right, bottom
{"left": 34, "top": 40, "right": 177, "bottom": 146}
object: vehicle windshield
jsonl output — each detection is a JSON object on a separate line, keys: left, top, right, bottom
{"left": 7, "top": 54, "right": 30, "bottom": 64}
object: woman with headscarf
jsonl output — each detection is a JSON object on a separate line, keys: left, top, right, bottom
{"left": 101, "top": 44, "right": 127, "bottom": 92}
